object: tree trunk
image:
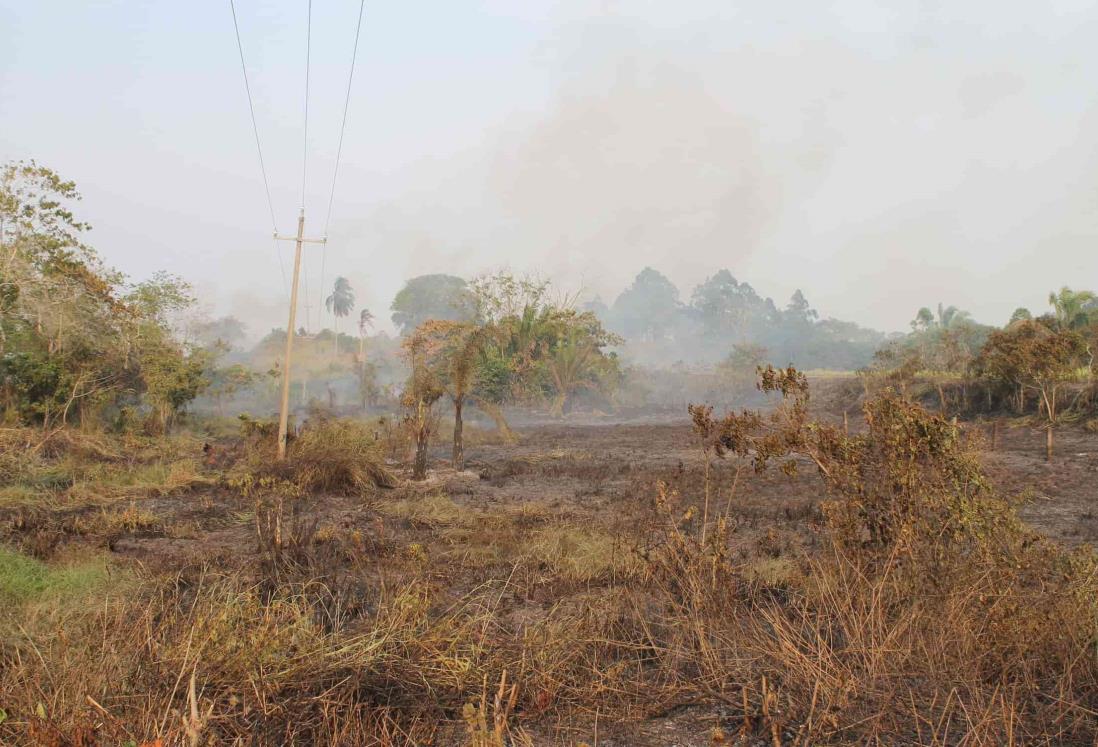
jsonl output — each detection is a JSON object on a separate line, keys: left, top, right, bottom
{"left": 549, "top": 392, "right": 567, "bottom": 418}
{"left": 1046, "top": 425, "right": 1053, "bottom": 463}
{"left": 478, "top": 401, "right": 517, "bottom": 443}
{"left": 452, "top": 396, "right": 464, "bottom": 470}
{"left": 413, "top": 428, "right": 430, "bottom": 480}
{"left": 359, "top": 336, "right": 366, "bottom": 409}
{"left": 937, "top": 383, "right": 947, "bottom": 414}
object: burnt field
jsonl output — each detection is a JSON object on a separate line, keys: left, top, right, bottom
{"left": 3, "top": 405, "right": 1098, "bottom": 745}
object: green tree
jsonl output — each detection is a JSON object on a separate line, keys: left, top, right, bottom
{"left": 688, "top": 270, "right": 777, "bottom": 351}
{"left": 139, "top": 342, "right": 210, "bottom": 431}
{"left": 538, "top": 309, "right": 622, "bottom": 417}
{"left": 401, "top": 333, "right": 444, "bottom": 480}
{"left": 1, "top": 161, "right": 128, "bottom": 428}
{"left": 355, "top": 307, "right": 375, "bottom": 409}
{"left": 193, "top": 316, "right": 247, "bottom": 351}
{"left": 465, "top": 273, "right": 551, "bottom": 440}
{"left": 325, "top": 276, "right": 355, "bottom": 355}
{"left": 390, "top": 274, "right": 475, "bottom": 335}
{"left": 609, "top": 267, "right": 681, "bottom": 342}
{"left": 1048, "top": 287, "right": 1096, "bottom": 330}
{"left": 1, "top": 161, "right": 213, "bottom": 433}
{"left": 206, "top": 363, "right": 256, "bottom": 416}
{"left": 716, "top": 343, "right": 768, "bottom": 395}
{"left": 913, "top": 303, "right": 971, "bottom": 331}
{"left": 125, "top": 274, "right": 208, "bottom": 432}
{"left": 1008, "top": 307, "right": 1032, "bottom": 325}
{"left": 784, "top": 289, "right": 818, "bottom": 325}
{"left": 409, "top": 319, "right": 493, "bottom": 470}
{"left": 903, "top": 302, "right": 987, "bottom": 377}
{"left": 976, "top": 320, "right": 1083, "bottom": 461}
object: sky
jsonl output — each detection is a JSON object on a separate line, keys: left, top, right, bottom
{"left": 2, "top": 1, "right": 1097, "bottom": 339}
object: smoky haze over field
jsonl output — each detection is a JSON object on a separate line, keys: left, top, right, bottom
{"left": 2, "top": 1, "right": 1097, "bottom": 341}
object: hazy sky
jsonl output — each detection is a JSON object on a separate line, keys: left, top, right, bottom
{"left": 3, "top": 1, "right": 1097, "bottom": 338}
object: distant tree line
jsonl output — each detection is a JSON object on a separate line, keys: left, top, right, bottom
{"left": 388, "top": 267, "right": 887, "bottom": 373}
{"left": 6, "top": 160, "right": 1094, "bottom": 467}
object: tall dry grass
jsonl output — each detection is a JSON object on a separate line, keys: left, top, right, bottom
{"left": 2, "top": 388, "right": 1098, "bottom": 744}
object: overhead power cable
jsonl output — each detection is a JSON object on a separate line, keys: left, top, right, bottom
{"left": 301, "top": 0, "right": 312, "bottom": 209}
{"left": 320, "top": 0, "right": 367, "bottom": 330}
{"left": 228, "top": 0, "right": 279, "bottom": 234}
{"left": 324, "top": 0, "right": 367, "bottom": 238}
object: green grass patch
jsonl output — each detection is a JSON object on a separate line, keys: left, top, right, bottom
{"left": 0, "top": 546, "right": 113, "bottom": 606}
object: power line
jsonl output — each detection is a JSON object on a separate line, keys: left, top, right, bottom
{"left": 324, "top": 0, "right": 367, "bottom": 238}
{"left": 228, "top": 0, "right": 278, "bottom": 233}
{"left": 273, "top": 236, "right": 289, "bottom": 300}
{"left": 320, "top": 0, "right": 367, "bottom": 332}
{"left": 300, "top": 0, "right": 312, "bottom": 209}
{"left": 301, "top": 0, "right": 313, "bottom": 335}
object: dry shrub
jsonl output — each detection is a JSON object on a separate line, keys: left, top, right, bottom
{"left": 0, "top": 447, "right": 43, "bottom": 486}
{"left": 0, "top": 428, "right": 119, "bottom": 486}
{"left": 290, "top": 419, "right": 397, "bottom": 491}
{"left": 241, "top": 417, "right": 397, "bottom": 493}
{"left": 738, "top": 541, "right": 1098, "bottom": 744}
{"left": 36, "top": 430, "right": 123, "bottom": 462}
{"left": 671, "top": 367, "right": 1098, "bottom": 743}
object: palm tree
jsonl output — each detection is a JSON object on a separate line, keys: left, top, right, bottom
{"left": 1048, "top": 287, "right": 1097, "bottom": 330}
{"left": 357, "top": 307, "right": 374, "bottom": 359}
{"left": 325, "top": 277, "right": 355, "bottom": 356}
{"left": 1049, "top": 287, "right": 1098, "bottom": 379}
{"left": 912, "top": 303, "right": 972, "bottom": 331}
{"left": 545, "top": 326, "right": 599, "bottom": 417}
{"left": 936, "top": 303, "right": 971, "bottom": 329}
{"left": 356, "top": 307, "right": 375, "bottom": 408}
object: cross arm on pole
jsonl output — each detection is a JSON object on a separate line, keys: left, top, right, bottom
{"left": 274, "top": 233, "right": 327, "bottom": 244}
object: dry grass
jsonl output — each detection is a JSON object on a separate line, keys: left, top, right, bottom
{"left": 522, "top": 525, "right": 638, "bottom": 583}
{"left": 2, "top": 400, "right": 1098, "bottom": 745}
{"left": 0, "top": 427, "right": 210, "bottom": 510}
{"left": 240, "top": 417, "right": 398, "bottom": 493}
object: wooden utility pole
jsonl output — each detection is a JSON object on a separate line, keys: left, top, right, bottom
{"left": 275, "top": 208, "right": 326, "bottom": 459}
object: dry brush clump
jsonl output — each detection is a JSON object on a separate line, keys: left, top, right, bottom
{"left": 236, "top": 416, "right": 397, "bottom": 494}
{"left": 678, "top": 366, "right": 1098, "bottom": 743}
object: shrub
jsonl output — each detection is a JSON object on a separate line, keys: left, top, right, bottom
{"left": 240, "top": 417, "right": 397, "bottom": 493}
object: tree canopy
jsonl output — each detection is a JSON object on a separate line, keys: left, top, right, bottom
{"left": 390, "top": 274, "right": 476, "bottom": 335}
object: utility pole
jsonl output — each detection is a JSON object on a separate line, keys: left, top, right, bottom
{"left": 275, "top": 208, "right": 326, "bottom": 460}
